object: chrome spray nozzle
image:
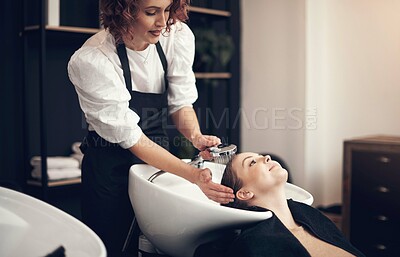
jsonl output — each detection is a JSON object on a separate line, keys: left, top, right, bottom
{"left": 208, "top": 144, "right": 237, "bottom": 164}
{"left": 189, "top": 144, "right": 237, "bottom": 168}
{"left": 149, "top": 144, "right": 237, "bottom": 182}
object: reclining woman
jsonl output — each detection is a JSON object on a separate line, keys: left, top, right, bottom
{"left": 220, "top": 152, "right": 365, "bottom": 257}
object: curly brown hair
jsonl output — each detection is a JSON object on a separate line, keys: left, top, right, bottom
{"left": 99, "top": 0, "right": 190, "bottom": 44}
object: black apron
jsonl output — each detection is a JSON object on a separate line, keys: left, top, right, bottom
{"left": 80, "top": 42, "right": 169, "bottom": 257}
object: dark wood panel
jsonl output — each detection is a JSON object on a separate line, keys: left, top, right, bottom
{"left": 60, "top": 0, "right": 99, "bottom": 28}
{"left": 0, "top": 0, "right": 25, "bottom": 184}
{"left": 342, "top": 136, "right": 400, "bottom": 257}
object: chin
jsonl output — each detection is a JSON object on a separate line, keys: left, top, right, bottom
{"left": 147, "top": 37, "right": 160, "bottom": 44}
{"left": 149, "top": 39, "right": 158, "bottom": 44}
{"left": 277, "top": 168, "right": 289, "bottom": 182}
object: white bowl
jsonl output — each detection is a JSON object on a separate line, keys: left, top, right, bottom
{"left": 0, "top": 187, "right": 106, "bottom": 257}
{"left": 129, "top": 161, "right": 313, "bottom": 257}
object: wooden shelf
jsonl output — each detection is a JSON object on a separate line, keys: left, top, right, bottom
{"left": 189, "top": 6, "right": 231, "bottom": 17}
{"left": 27, "top": 177, "right": 81, "bottom": 187}
{"left": 46, "top": 25, "right": 100, "bottom": 34}
{"left": 24, "top": 25, "right": 100, "bottom": 34}
{"left": 195, "top": 72, "right": 231, "bottom": 79}
{"left": 24, "top": 25, "right": 40, "bottom": 31}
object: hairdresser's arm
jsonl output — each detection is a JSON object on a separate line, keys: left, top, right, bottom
{"left": 171, "top": 106, "right": 221, "bottom": 151}
{"left": 129, "top": 134, "right": 234, "bottom": 204}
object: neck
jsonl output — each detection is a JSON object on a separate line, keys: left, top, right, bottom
{"left": 252, "top": 187, "right": 298, "bottom": 230}
{"left": 123, "top": 36, "right": 149, "bottom": 51}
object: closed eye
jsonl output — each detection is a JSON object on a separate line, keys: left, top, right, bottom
{"left": 145, "top": 8, "right": 170, "bottom": 16}
{"left": 250, "top": 160, "right": 256, "bottom": 166}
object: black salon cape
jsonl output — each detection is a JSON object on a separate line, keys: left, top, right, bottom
{"left": 225, "top": 199, "right": 365, "bottom": 257}
{"left": 194, "top": 199, "right": 365, "bottom": 257}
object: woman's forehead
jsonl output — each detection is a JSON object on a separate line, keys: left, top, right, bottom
{"left": 237, "top": 152, "right": 258, "bottom": 160}
{"left": 233, "top": 152, "right": 258, "bottom": 167}
{"left": 139, "top": 0, "right": 172, "bottom": 8}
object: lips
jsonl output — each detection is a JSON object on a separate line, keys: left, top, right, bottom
{"left": 149, "top": 30, "right": 161, "bottom": 37}
{"left": 268, "top": 164, "right": 275, "bottom": 171}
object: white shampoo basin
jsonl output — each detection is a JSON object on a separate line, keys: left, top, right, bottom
{"left": 0, "top": 187, "right": 106, "bottom": 257}
{"left": 129, "top": 161, "right": 313, "bottom": 257}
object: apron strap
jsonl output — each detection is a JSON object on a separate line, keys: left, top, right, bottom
{"left": 116, "top": 42, "right": 169, "bottom": 91}
{"left": 155, "top": 41, "right": 169, "bottom": 91}
{"left": 116, "top": 43, "right": 133, "bottom": 91}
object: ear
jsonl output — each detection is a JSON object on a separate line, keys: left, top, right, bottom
{"left": 236, "top": 189, "right": 254, "bottom": 201}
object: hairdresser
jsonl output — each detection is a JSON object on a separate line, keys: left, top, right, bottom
{"left": 67, "top": 0, "right": 234, "bottom": 256}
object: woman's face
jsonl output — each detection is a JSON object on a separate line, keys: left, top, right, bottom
{"left": 130, "top": 0, "right": 173, "bottom": 50}
{"left": 232, "top": 152, "right": 288, "bottom": 193}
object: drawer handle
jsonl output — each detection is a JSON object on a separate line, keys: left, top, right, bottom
{"left": 374, "top": 244, "right": 387, "bottom": 251}
{"left": 375, "top": 215, "right": 389, "bottom": 221}
{"left": 375, "top": 186, "right": 390, "bottom": 193}
{"left": 377, "top": 156, "right": 391, "bottom": 163}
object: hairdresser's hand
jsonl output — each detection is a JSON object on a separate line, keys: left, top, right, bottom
{"left": 195, "top": 168, "right": 235, "bottom": 204}
{"left": 192, "top": 134, "right": 221, "bottom": 160}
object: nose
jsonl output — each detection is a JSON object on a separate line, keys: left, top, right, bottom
{"left": 156, "top": 12, "right": 167, "bottom": 28}
{"left": 264, "top": 155, "right": 271, "bottom": 163}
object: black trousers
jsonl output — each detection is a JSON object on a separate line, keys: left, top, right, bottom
{"left": 81, "top": 146, "right": 138, "bottom": 257}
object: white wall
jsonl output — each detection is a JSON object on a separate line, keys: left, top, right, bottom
{"left": 241, "top": 0, "right": 400, "bottom": 206}
{"left": 241, "top": 0, "right": 307, "bottom": 186}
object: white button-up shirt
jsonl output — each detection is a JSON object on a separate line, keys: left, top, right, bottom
{"left": 68, "top": 22, "right": 198, "bottom": 149}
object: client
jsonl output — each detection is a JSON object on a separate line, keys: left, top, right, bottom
{"left": 219, "top": 152, "right": 365, "bottom": 257}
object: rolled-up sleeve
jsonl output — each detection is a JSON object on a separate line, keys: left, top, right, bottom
{"left": 167, "top": 23, "right": 198, "bottom": 114}
{"left": 68, "top": 47, "right": 142, "bottom": 149}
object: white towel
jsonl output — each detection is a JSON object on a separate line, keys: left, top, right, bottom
{"left": 70, "top": 153, "right": 83, "bottom": 167}
{"left": 31, "top": 168, "right": 81, "bottom": 181}
{"left": 72, "top": 142, "right": 82, "bottom": 154}
{"left": 30, "top": 156, "right": 80, "bottom": 169}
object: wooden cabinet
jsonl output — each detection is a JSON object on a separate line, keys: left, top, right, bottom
{"left": 342, "top": 135, "right": 400, "bottom": 257}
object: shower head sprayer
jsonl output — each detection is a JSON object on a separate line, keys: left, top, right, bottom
{"left": 149, "top": 144, "right": 237, "bottom": 183}
{"left": 208, "top": 144, "right": 237, "bottom": 165}
{"left": 188, "top": 144, "right": 237, "bottom": 168}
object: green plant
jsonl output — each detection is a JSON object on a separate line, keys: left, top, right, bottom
{"left": 193, "top": 28, "right": 235, "bottom": 72}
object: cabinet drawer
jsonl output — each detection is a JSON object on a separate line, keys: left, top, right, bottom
{"left": 351, "top": 185, "right": 400, "bottom": 212}
{"left": 351, "top": 238, "right": 400, "bottom": 257}
{"left": 351, "top": 209, "right": 400, "bottom": 241}
{"left": 353, "top": 151, "right": 400, "bottom": 167}
{"left": 351, "top": 151, "right": 400, "bottom": 207}
{"left": 352, "top": 151, "right": 400, "bottom": 178}
{"left": 352, "top": 151, "right": 400, "bottom": 183}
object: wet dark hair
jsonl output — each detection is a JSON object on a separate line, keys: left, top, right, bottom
{"left": 221, "top": 154, "right": 284, "bottom": 212}
{"left": 220, "top": 156, "right": 250, "bottom": 210}
{"left": 100, "top": 0, "right": 190, "bottom": 44}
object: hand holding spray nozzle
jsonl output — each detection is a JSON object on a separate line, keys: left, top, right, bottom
{"left": 189, "top": 144, "right": 237, "bottom": 168}
{"left": 148, "top": 144, "right": 237, "bottom": 182}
